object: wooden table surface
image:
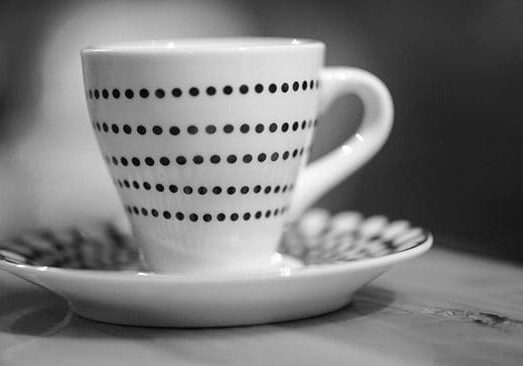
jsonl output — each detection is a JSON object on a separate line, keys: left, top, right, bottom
{"left": 1, "top": 246, "right": 522, "bottom": 366}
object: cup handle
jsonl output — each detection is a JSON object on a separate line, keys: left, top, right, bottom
{"left": 289, "top": 67, "right": 394, "bottom": 220}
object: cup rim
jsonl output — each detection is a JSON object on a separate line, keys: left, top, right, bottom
{"left": 81, "top": 37, "right": 325, "bottom": 55}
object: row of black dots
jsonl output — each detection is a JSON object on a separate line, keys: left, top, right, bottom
{"left": 87, "top": 80, "right": 320, "bottom": 100}
{"left": 104, "top": 148, "right": 309, "bottom": 167}
{"left": 92, "top": 119, "right": 318, "bottom": 136}
{"left": 115, "top": 179, "right": 295, "bottom": 195}
{"left": 125, "top": 205, "right": 288, "bottom": 222}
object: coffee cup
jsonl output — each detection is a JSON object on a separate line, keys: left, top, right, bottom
{"left": 81, "top": 38, "right": 393, "bottom": 274}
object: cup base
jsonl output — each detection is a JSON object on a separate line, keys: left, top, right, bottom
{"left": 140, "top": 252, "right": 304, "bottom": 276}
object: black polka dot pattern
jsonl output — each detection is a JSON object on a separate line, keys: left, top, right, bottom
{"left": 114, "top": 178, "right": 295, "bottom": 196}
{"left": 125, "top": 204, "right": 289, "bottom": 223}
{"left": 105, "top": 146, "right": 308, "bottom": 168}
{"left": 93, "top": 120, "right": 318, "bottom": 137}
{"left": 86, "top": 79, "right": 320, "bottom": 101}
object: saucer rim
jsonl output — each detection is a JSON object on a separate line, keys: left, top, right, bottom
{"left": 0, "top": 232, "right": 432, "bottom": 284}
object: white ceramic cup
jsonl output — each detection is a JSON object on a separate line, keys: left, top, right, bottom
{"left": 81, "top": 38, "right": 393, "bottom": 274}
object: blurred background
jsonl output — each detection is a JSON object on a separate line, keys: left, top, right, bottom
{"left": 0, "top": 0, "right": 521, "bottom": 262}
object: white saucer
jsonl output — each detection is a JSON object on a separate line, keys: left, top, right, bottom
{"left": 0, "top": 209, "right": 432, "bottom": 327}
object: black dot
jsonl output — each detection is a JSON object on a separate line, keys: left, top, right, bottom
{"left": 139, "top": 89, "right": 149, "bottom": 98}
{"left": 282, "top": 185, "right": 288, "bottom": 192}
{"left": 176, "top": 212, "right": 184, "bottom": 221}
{"left": 198, "top": 186, "right": 208, "bottom": 195}
{"left": 143, "top": 182, "right": 152, "bottom": 190}
{"left": 258, "top": 153, "right": 267, "bottom": 162}
{"left": 281, "top": 83, "right": 289, "bottom": 93}
{"left": 151, "top": 209, "right": 159, "bottom": 217}
{"left": 310, "top": 80, "right": 314, "bottom": 89}
{"left": 239, "top": 85, "right": 249, "bottom": 94}
{"left": 205, "top": 125, "right": 216, "bottom": 134}
{"left": 120, "top": 157, "right": 128, "bottom": 166}
{"left": 156, "top": 184, "right": 164, "bottom": 192}
{"left": 94, "top": 89, "right": 100, "bottom": 99}
{"left": 230, "top": 213, "right": 239, "bottom": 221}
{"left": 265, "top": 210, "right": 272, "bottom": 218}
{"left": 299, "top": 147, "right": 304, "bottom": 156}
{"left": 163, "top": 211, "right": 171, "bottom": 219}
{"left": 145, "top": 157, "right": 154, "bottom": 166}
{"left": 217, "top": 213, "right": 226, "bottom": 221}
{"left": 189, "top": 87, "right": 199, "bottom": 96}
{"left": 155, "top": 89, "right": 165, "bottom": 98}
{"left": 213, "top": 186, "right": 222, "bottom": 194}
{"left": 189, "top": 214, "right": 198, "bottom": 222}
{"left": 124, "top": 180, "right": 130, "bottom": 188}
{"left": 132, "top": 181, "right": 139, "bottom": 189}
{"left": 125, "top": 89, "right": 134, "bottom": 99}
{"left": 210, "top": 155, "right": 221, "bottom": 164}
{"left": 301, "top": 120, "right": 307, "bottom": 129}
{"left": 160, "top": 157, "right": 170, "bottom": 166}
{"left": 187, "top": 125, "right": 198, "bottom": 135}
{"left": 302, "top": 81, "right": 308, "bottom": 90}
{"left": 264, "top": 186, "right": 272, "bottom": 194}
{"left": 271, "top": 152, "right": 279, "bottom": 161}
{"left": 123, "top": 124, "right": 132, "bottom": 134}
{"left": 240, "top": 124, "right": 250, "bottom": 133}
{"left": 111, "top": 157, "right": 118, "bottom": 165}
{"left": 243, "top": 212, "right": 251, "bottom": 221}
{"left": 193, "top": 155, "right": 204, "bottom": 164}
{"left": 255, "top": 124, "right": 264, "bottom": 133}
{"left": 227, "top": 155, "right": 237, "bottom": 164}
{"left": 253, "top": 185, "right": 261, "bottom": 193}
{"left": 137, "top": 125, "right": 146, "bottom": 135}
{"left": 102, "top": 123, "right": 109, "bottom": 132}
{"left": 117, "top": 180, "right": 123, "bottom": 187}
{"left": 112, "top": 89, "right": 120, "bottom": 98}
{"left": 255, "top": 211, "right": 262, "bottom": 219}
{"left": 268, "top": 84, "right": 277, "bottom": 93}
{"left": 183, "top": 186, "right": 193, "bottom": 194}
{"left": 223, "top": 124, "right": 234, "bottom": 133}
{"left": 255, "top": 84, "right": 264, "bottom": 93}
{"left": 133, "top": 206, "right": 139, "bottom": 214}
{"left": 292, "top": 121, "right": 299, "bottom": 131}
{"left": 170, "top": 126, "right": 180, "bottom": 135}
{"left": 292, "top": 81, "right": 299, "bottom": 91}
{"left": 283, "top": 151, "right": 290, "bottom": 160}
{"left": 102, "top": 89, "right": 109, "bottom": 99}
{"left": 282, "top": 123, "right": 289, "bottom": 132}
{"left": 89, "top": 90, "right": 93, "bottom": 99}
{"left": 223, "top": 85, "right": 233, "bottom": 95}
{"left": 152, "top": 125, "right": 163, "bottom": 135}
{"left": 240, "top": 186, "right": 249, "bottom": 194}
{"left": 206, "top": 86, "right": 216, "bottom": 96}
{"left": 96, "top": 122, "right": 101, "bottom": 131}
{"left": 274, "top": 208, "right": 280, "bottom": 216}
{"left": 269, "top": 123, "right": 277, "bottom": 132}
{"left": 169, "top": 185, "right": 178, "bottom": 193}
{"left": 141, "top": 208, "right": 148, "bottom": 216}
{"left": 243, "top": 154, "right": 252, "bottom": 163}
{"left": 132, "top": 157, "right": 140, "bottom": 166}
{"left": 227, "top": 186, "right": 236, "bottom": 195}
{"left": 111, "top": 124, "right": 119, "bottom": 133}
{"left": 292, "top": 149, "right": 298, "bottom": 157}
{"left": 176, "top": 156, "right": 187, "bottom": 165}
{"left": 274, "top": 185, "right": 281, "bottom": 193}
{"left": 203, "top": 214, "right": 212, "bottom": 222}
{"left": 172, "top": 88, "right": 182, "bottom": 97}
